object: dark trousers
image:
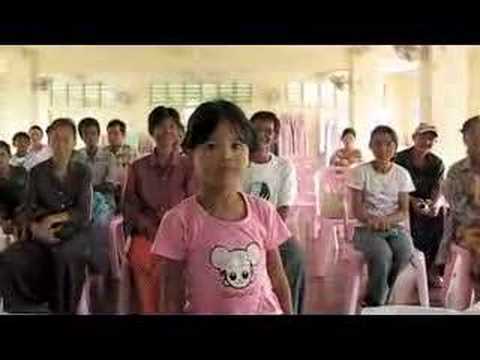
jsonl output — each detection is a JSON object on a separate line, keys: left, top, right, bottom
{"left": 410, "top": 208, "right": 444, "bottom": 271}
{"left": 279, "top": 237, "right": 306, "bottom": 314}
{"left": 0, "top": 228, "right": 92, "bottom": 314}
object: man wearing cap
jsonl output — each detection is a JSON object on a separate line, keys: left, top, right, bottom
{"left": 436, "top": 116, "right": 480, "bottom": 286}
{"left": 395, "top": 123, "right": 446, "bottom": 287}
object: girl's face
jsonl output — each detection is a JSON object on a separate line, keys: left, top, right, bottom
{"left": 342, "top": 134, "right": 356, "bottom": 148}
{"left": 29, "top": 129, "right": 43, "bottom": 145}
{"left": 152, "top": 118, "right": 179, "bottom": 151}
{"left": 370, "top": 132, "right": 397, "bottom": 163}
{"left": 0, "top": 148, "right": 10, "bottom": 170}
{"left": 192, "top": 120, "right": 249, "bottom": 191}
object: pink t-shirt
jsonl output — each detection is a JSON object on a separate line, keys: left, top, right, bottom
{"left": 151, "top": 192, "right": 291, "bottom": 314}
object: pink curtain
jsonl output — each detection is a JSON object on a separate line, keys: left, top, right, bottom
{"left": 279, "top": 112, "right": 309, "bottom": 158}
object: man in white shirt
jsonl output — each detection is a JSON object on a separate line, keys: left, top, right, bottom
{"left": 243, "top": 111, "right": 305, "bottom": 314}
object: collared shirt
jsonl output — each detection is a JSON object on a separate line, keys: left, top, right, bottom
{"left": 24, "top": 158, "right": 92, "bottom": 228}
{"left": 123, "top": 149, "right": 194, "bottom": 240}
{"left": 104, "top": 144, "right": 138, "bottom": 187}
{"left": 76, "top": 147, "right": 117, "bottom": 187}
{"left": 442, "top": 157, "right": 480, "bottom": 244}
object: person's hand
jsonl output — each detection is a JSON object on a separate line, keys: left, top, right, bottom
{"left": 31, "top": 220, "right": 61, "bottom": 245}
{"left": 412, "top": 198, "right": 429, "bottom": 216}
{"left": 43, "top": 212, "right": 69, "bottom": 229}
{"left": 367, "top": 216, "right": 388, "bottom": 232}
{"left": 424, "top": 200, "right": 440, "bottom": 218}
{"left": 123, "top": 235, "right": 132, "bottom": 261}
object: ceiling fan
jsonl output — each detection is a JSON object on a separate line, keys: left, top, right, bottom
{"left": 393, "top": 46, "right": 423, "bottom": 62}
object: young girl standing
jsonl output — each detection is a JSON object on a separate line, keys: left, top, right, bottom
{"left": 151, "top": 100, "right": 292, "bottom": 314}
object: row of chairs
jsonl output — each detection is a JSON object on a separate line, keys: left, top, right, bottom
{"left": 293, "top": 163, "right": 432, "bottom": 313}
{"left": 78, "top": 158, "right": 475, "bottom": 314}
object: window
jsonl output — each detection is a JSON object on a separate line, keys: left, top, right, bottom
{"left": 149, "top": 81, "right": 253, "bottom": 108}
{"left": 49, "top": 82, "right": 114, "bottom": 109}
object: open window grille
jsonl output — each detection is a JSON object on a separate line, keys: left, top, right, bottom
{"left": 149, "top": 81, "right": 253, "bottom": 108}
{"left": 49, "top": 82, "right": 114, "bottom": 109}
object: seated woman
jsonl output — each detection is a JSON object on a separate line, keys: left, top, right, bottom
{"left": 0, "top": 118, "right": 95, "bottom": 314}
{"left": 0, "top": 141, "right": 28, "bottom": 241}
{"left": 24, "top": 125, "right": 52, "bottom": 171}
{"left": 347, "top": 126, "right": 415, "bottom": 306}
{"left": 123, "top": 106, "right": 194, "bottom": 314}
{"left": 330, "top": 128, "right": 362, "bottom": 167}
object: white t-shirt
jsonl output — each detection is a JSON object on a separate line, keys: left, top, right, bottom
{"left": 9, "top": 154, "right": 28, "bottom": 168}
{"left": 243, "top": 153, "right": 298, "bottom": 208}
{"left": 346, "top": 162, "right": 415, "bottom": 223}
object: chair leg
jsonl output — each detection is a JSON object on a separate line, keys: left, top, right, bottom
{"left": 413, "top": 251, "right": 430, "bottom": 307}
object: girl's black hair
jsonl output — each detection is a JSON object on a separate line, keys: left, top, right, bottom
{"left": 0, "top": 140, "right": 11, "bottom": 156}
{"left": 12, "top": 132, "right": 30, "bottom": 144}
{"left": 182, "top": 99, "right": 258, "bottom": 152}
{"left": 148, "top": 106, "right": 182, "bottom": 136}
{"left": 78, "top": 117, "right": 100, "bottom": 139}
{"left": 369, "top": 125, "right": 399, "bottom": 147}
{"left": 341, "top": 128, "right": 356, "bottom": 140}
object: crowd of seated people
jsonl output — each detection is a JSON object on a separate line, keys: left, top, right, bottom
{"left": 0, "top": 98, "right": 479, "bottom": 314}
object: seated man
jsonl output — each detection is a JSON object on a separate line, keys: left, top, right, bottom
{"left": 104, "top": 119, "right": 138, "bottom": 210}
{"left": 0, "top": 118, "right": 95, "bottom": 313}
{"left": 9, "top": 132, "right": 31, "bottom": 169}
{"left": 439, "top": 116, "right": 480, "bottom": 293}
{"left": 243, "top": 111, "right": 305, "bottom": 314}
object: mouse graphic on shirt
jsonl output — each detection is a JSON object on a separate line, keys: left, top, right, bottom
{"left": 249, "top": 182, "right": 271, "bottom": 201}
{"left": 210, "top": 242, "right": 261, "bottom": 289}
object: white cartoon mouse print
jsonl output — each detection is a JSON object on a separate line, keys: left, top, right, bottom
{"left": 210, "top": 242, "right": 261, "bottom": 289}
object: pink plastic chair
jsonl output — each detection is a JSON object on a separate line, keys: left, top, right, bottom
{"left": 311, "top": 167, "right": 357, "bottom": 277}
{"left": 340, "top": 196, "right": 429, "bottom": 312}
{"left": 442, "top": 243, "right": 475, "bottom": 310}
{"left": 387, "top": 249, "right": 430, "bottom": 307}
{"left": 108, "top": 215, "right": 136, "bottom": 314}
